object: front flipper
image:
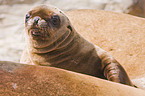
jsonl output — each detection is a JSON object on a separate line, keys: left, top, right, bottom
{"left": 102, "top": 59, "right": 134, "bottom": 86}
{"left": 95, "top": 45, "right": 135, "bottom": 87}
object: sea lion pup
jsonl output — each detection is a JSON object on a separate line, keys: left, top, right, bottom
{"left": 21, "top": 5, "right": 134, "bottom": 87}
{"left": 1, "top": 61, "right": 145, "bottom": 96}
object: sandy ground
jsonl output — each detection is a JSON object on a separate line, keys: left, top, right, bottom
{"left": 0, "top": 0, "right": 145, "bottom": 89}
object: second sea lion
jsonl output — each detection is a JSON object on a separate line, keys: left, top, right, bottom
{"left": 21, "top": 4, "right": 135, "bottom": 87}
{"left": 1, "top": 61, "right": 145, "bottom": 95}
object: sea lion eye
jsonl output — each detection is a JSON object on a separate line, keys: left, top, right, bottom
{"left": 25, "top": 13, "right": 30, "bottom": 23}
{"left": 50, "top": 15, "right": 60, "bottom": 26}
{"left": 67, "top": 25, "right": 72, "bottom": 31}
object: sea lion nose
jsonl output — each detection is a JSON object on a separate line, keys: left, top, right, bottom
{"left": 33, "top": 17, "right": 40, "bottom": 25}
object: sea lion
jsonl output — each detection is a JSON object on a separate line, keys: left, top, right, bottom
{"left": 21, "top": 5, "right": 134, "bottom": 87}
{"left": 1, "top": 61, "right": 145, "bottom": 96}
{"left": 65, "top": 9, "right": 145, "bottom": 79}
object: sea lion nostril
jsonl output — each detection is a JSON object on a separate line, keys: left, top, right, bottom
{"left": 33, "top": 17, "right": 40, "bottom": 25}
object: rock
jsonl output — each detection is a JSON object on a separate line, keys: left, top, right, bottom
{"left": 45, "top": 0, "right": 133, "bottom": 12}
{"left": 128, "top": 0, "right": 145, "bottom": 18}
{"left": 0, "top": 0, "right": 42, "bottom": 5}
{"left": 1, "top": 61, "right": 145, "bottom": 95}
{"left": 104, "top": 0, "right": 133, "bottom": 13}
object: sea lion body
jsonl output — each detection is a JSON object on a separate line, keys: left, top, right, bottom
{"left": 1, "top": 61, "right": 145, "bottom": 95}
{"left": 21, "top": 5, "right": 134, "bottom": 86}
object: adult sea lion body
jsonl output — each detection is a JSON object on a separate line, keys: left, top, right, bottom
{"left": 21, "top": 5, "right": 134, "bottom": 87}
{"left": 1, "top": 61, "right": 145, "bottom": 96}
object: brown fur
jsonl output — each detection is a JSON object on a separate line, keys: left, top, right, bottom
{"left": 21, "top": 5, "right": 134, "bottom": 87}
{"left": 65, "top": 9, "right": 145, "bottom": 79}
{"left": 1, "top": 61, "right": 145, "bottom": 96}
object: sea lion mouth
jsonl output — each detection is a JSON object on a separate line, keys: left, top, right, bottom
{"left": 32, "top": 31, "right": 41, "bottom": 36}
{"left": 29, "top": 28, "right": 42, "bottom": 39}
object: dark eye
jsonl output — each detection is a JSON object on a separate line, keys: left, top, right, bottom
{"left": 50, "top": 15, "right": 60, "bottom": 26}
{"left": 25, "top": 13, "right": 30, "bottom": 23}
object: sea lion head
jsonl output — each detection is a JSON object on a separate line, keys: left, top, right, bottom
{"left": 25, "top": 5, "right": 73, "bottom": 48}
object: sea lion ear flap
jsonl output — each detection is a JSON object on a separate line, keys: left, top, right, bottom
{"left": 67, "top": 25, "right": 72, "bottom": 32}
